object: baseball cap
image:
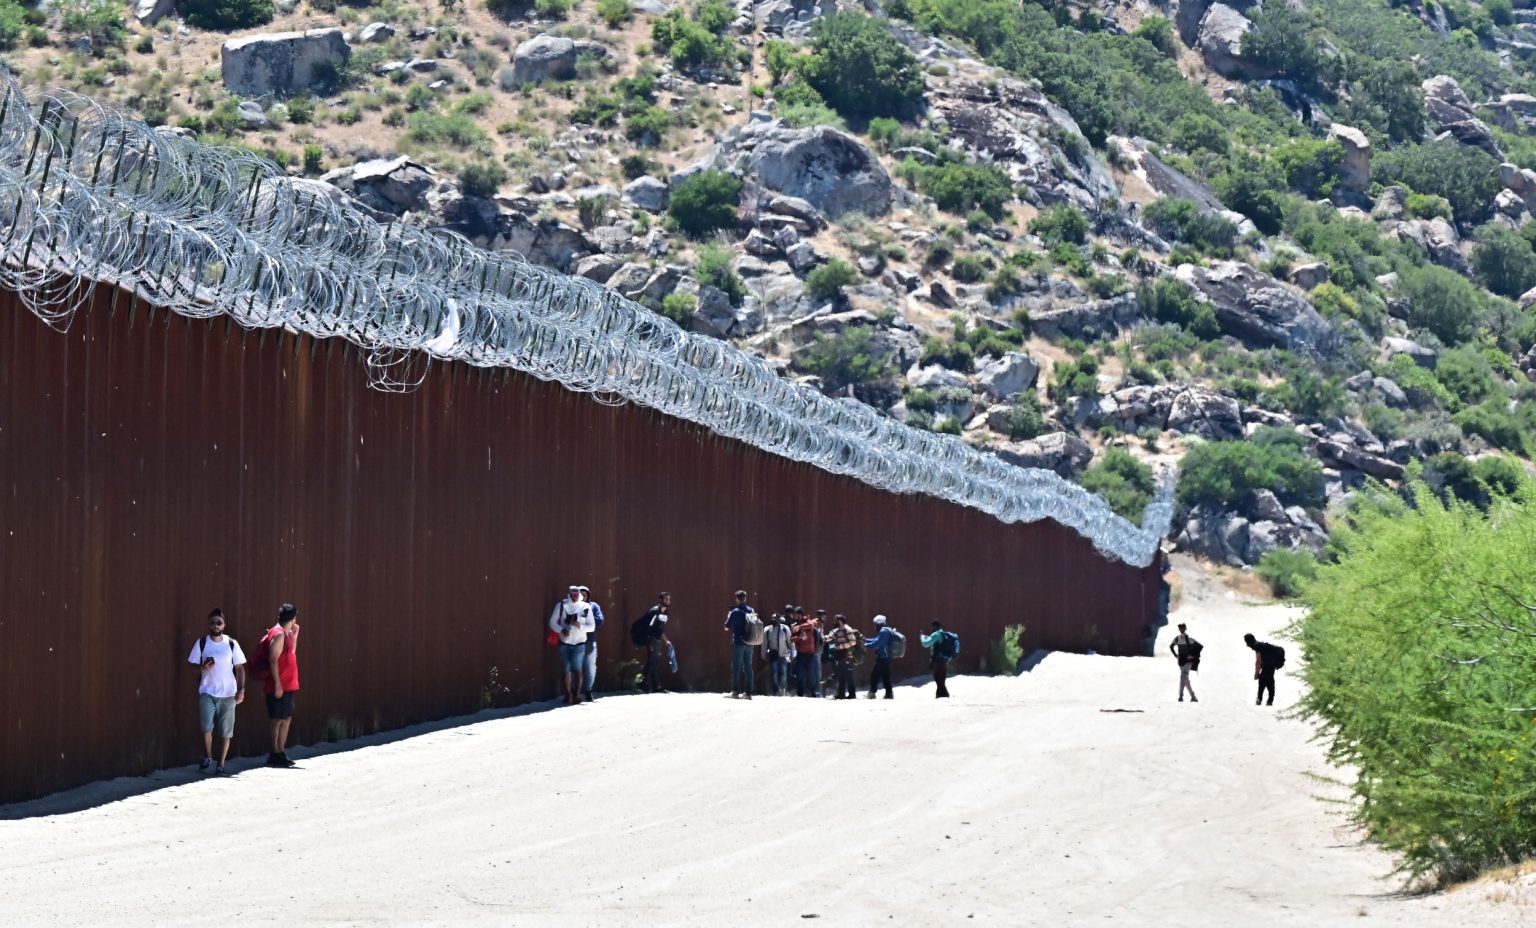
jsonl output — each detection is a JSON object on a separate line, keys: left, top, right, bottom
{"left": 873, "top": 614, "right": 887, "bottom": 625}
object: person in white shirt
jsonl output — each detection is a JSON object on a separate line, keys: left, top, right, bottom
{"left": 761, "top": 613, "right": 793, "bottom": 696}
{"left": 186, "top": 608, "right": 247, "bottom": 775}
{"left": 549, "top": 586, "right": 596, "bottom": 705}
{"left": 1170, "top": 622, "right": 1200, "bottom": 703}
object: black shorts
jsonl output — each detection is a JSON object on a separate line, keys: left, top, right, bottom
{"left": 265, "top": 692, "right": 296, "bottom": 720}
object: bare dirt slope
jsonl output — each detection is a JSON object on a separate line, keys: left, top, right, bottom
{"left": 1, "top": 568, "right": 1529, "bottom": 927}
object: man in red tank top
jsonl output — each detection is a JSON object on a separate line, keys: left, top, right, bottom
{"left": 263, "top": 603, "right": 302, "bottom": 768}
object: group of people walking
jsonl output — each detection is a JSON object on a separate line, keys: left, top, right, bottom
{"left": 1169, "top": 623, "right": 1288, "bottom": 705}
{"left": 185, "top": 603, "right": 302, "bottom": 773}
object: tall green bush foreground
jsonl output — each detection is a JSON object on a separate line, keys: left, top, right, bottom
{"left": 1294, "top": 479, "right": 1536, "bottom": 885}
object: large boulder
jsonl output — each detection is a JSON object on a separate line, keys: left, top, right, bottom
{"left": 1198, "top": 4, "right": 1263, "bottom": 80}
{"left": 974, "top": 352, "right": 1039, "bottom": 401}
{"left": 623, "top": 176, "right": 669, "bottom": 212}
{"left": 1422, "top": 74, "right": 1503, "bottom": 159}
{"left": 758, "top": 0, "right": 837, "bottom": 34}
{"left": 1389, "top": 217, "right": 1469, "bottom": 275}
{"left": 133, "top": 0, "right": 174, "bottom": 25}
{"left": 320, "top": 156, "right": 437, "bottom": 215}
{"left": 1109, "top": 136, "right": 1226, "bottom": 212}
{"left": 1380, "top": 336, "right": 1438, "bottom": 370}
{"left": 1176, "top": 504, "right": 1250, "bottom": 567}
{"left": 221, "top": 29, "right": 352, "bottom": 97}
{"left": 511, "top": 34, "right": 608, "bottom": 84}
{"left": 1328, "top": 124, "right": 1371, "bottom": 194}
{"left": 992, "top": 432, "right": 1093, "bottom": 478}
{"left": 1165, "top": 388, "right": 1244, "bottom": 441}
{"left": 725, "top": 124, "right": 893, "bottom": 216}
{"left": 1096, "top": 384, "right": 1178, "bottom": 432}
{"left": 1173, "top": 261, "right": 1336, "bottom": 353}
{"left": 1029, "top": 292, "right": 1139, "bottom": 341}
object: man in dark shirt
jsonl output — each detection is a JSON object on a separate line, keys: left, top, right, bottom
{"left": 724, "top": 590, "right": 755, "bottom": 699}
{"left": 1244, "top": 633, "right": 1279, "bottom": 706}
{"left": 640, "top": 593, "right": 671, "bottom": 693}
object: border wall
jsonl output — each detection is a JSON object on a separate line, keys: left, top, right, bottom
{"left": 1, "top": 286, "right": 1160, "bottom": 803}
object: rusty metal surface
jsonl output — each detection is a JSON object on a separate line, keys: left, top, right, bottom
{"left": 0, "top": 288, "right": 1160, "bottom": 803}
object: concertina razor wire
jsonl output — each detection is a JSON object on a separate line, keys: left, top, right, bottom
{"left": 0, "top": 77, "right": 1173, "bottom": 568}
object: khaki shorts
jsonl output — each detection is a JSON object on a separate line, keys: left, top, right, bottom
{"left": 199, "top": 694, "right": 236, "bottom": 738}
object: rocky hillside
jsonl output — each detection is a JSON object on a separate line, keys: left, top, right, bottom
{"left": 8, "top": 0, "right": 1535, "bottom": 585}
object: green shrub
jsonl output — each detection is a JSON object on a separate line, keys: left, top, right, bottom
{"left": 1131, "top": 15, "right": 1177, "bottom": 57}
{"left": 668, "top": 170, "right": 741, "bottom": 237}
{"left": 1255, "top": 547, "right": 1317, "bottom": 599}
{"left": 1398, "top": 263, "right": 1486, "bottom": 346}
{"left": 1295, "top": 479, "right": 1536, "bottom": 884}
{"left": 1262, "top": 370, "right": 1346, "bottom": 420}
{"left": 1048, "top": 354, "right": 1100, "bottom": 404}
{"left": 535, "top": 0, "right": 573, "bottom": 17}
{"left": 805, "top": 259, "right": 859, "bottom": 301}
{"left": 1404, "top": 192, "right": 1451, "bottom": 221}
{"left": 1271, "top": 137, "right": 1345, "bottom": 198}
{"left": 1135, "top": 277, "right": 1219, "bottom": 339}
{"left": 919, "top": 335, "right": 975, "bottom": 372}
{"left": 660, "top": 292, "right": 697, "bottom": 327}
{"left": 1473, "top": 224, "right": 1536, "bottom": 299}
{"left": 905, "top": 161, "right": 1014, "bottom": 218}
{"left": 998, "top": 392, "right": 1047, "bottom": 440}
{"left": 797, "top": 325, "right": 896, "bottom": 389}
{"left": 620, "top": 154, "right": 659, "bottom": 180}
{"left": 1454, "top": 401, "right": 1529, "bottom": 455}
{"left": 776, "top": 81, "right": 847, "bottom": 129}
{"left": 623, "top": 105, "right": 673, "bottom": 144}
{"left": 1142, "top": 198, "right": 1237, "bottom": 256}
{"left": 1434, "top": 346, "right": 1501, "bottom": 410}
{"left": 0, "top": 1, "right": 24, "bottom": 49}
{"left": 285, "top": 95, "right": 316, "bottom": 125}
{"left": 301, "top": 143, "right": 323, "bottom": 175}
{"left": 1028, "top": 205, "right": 1089, "bottom": 246}
{"left": 1375, "top": 140, "right": 1500, "bottom": 224}
{"left": 178, "top": 0, "right": 273, "bottom": 30}
{"left": 1079, "top": 447, "right": 1155, "bottom": 522}
{"left": 1168, "top": 112, "right": 1228, "bottom": 155}
{"left": 652, "top": 3, "right": 739, "bottom": 71}
{"left": 802, "top": 10, "right": 927, "bottom": 120}
{"left": 950, "top": 255, "right": 988, "bottom": 283}
{"left": 1176, "top": 427, "right": 1324, "bottom": 509}
{"left": 596, "top": 0, "right": 633, "bottom": 27}
{"left": 986, "top": 624, "right": 1027, "bottom": 675}
{"left": 868, "top": 116, "right": 902, "bottom": 149}
{"left": 696, "top": 244, "right": 746, "bottom": 306}
{"left": 1384, "top": 355, "right": 1455, "bottom": 409}
{"left": 406, "top": 111, "right": 487, "bottom": 147}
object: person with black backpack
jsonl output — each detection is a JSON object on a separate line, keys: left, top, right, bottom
{"left": 185, "top": 608, "right": 246, "bottom": 775}
{"left": 632, "top": 593, "right": 671, "bottom": 693}
{"left": 920, "top": 620, "right": 959, "bottom": 698}
{"left": 1244, "top": 633, "right": 1286, "bottom": 706}
{"left": 723, "top": 590, "right": 758, "bottom": 699}
{"left": 1170, "top": 622, "right": 1201, "bottom": 703}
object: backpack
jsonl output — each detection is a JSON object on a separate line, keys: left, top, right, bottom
{"left": 742, "top": 610, "right": 766, "bottom": 646}
{"left": 248, "top": 629, "right": 277, "bottom": 685}
{"left": 1264, "top": 643, "right": 1287, "bottom": 670}
{"left": 630, "top": 613, "right": 654, "bottom": 647}
{"left": 886, "top": 628, "right": 907, "bottom": 660}
{"left": 933, "top": 630, "right": 959, "bottom": 660}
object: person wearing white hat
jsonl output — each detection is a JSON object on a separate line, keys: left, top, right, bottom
{"left": 549, "top": 585, "right": 595, "bottom": 705}
{"left": 864, "top": 614, "right": 895, "bottom": 699}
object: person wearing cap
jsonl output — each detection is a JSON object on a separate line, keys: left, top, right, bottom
{"left": 829, "top": 614, "right": 860, "bottom": 700}
{"left": 549, "top": 586, "right": 596, "bottom": 705}
{"left": 260, "top": 603, "right": 302, "bottom": 767}
{"left": 864, "top": 614, "right": 895, "bottom": 700}
{"left": 578, "top": 585, "right": 604, "bottom": 704}
{"left": 790, "top": 608, "right": 821, "bottom": 697}
{"left": 723, "top": 590, "right": 755, "bottom": 699}
{"left": 1170, "top": 622, "right": 1200, "bottom": 703}
{"left": 187, "top": 608, "right": 246, "bottom": 775}
{"left": 639, "top": 593, "right": 672, "bottom": 693}
{"left": 761, "top": 612, "right": 793, "bottom": 696}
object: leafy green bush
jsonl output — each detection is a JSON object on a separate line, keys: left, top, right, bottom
{"left": 805, "top": 259, "right": 859, "bottom": 301}
{"left": 1398, "top": 263, "right": 1486, "bottom": 346}
{"left": 1262, "top": 370, "right": 1346, "bottom": 420}
{"left": 623, "top": 105, "right": 673, "bottom": 144}
{"left": 1374, "top": 140, "right": 1500, "bottom": 224}
{"left": 1271, "top": 137, "right": 1345, "bottom": 198}
{"left": 998, "top": 392, "right": 1048, "bottom": 440}
{"left": 867, "top": 116, "right": 902, "bottom": 149}
{"left": 802, "top": 10, "right": 927, "bottom": 120}
{"left": 1131, "top": 15, "right": 1177, "bottom": 57}
{"left": 1294, "top": 479, "right": 1536, "bottom": 884}
{"left": 1028, "top": 205, "right": 1089, "bottom": 246}
{"left": 535, "top": 0, "right": 573, "bottom": 16}
{"left": 651, "top": 3, "right": 740, "bottom": 71}
{"left": 178, "top": 0, "right": 273, "bottom": 30}
{"left": 1176, "top": 427, "right": 1323, "bottom": 509}
{"left": 0, "top": 1, "right": 23, "bottom": 49}
{"left": 1255, "top": 547, "right": 1317, "bottom": 599}
{"left": 668, "top": 170, "right": 741, "bottom": 237}
{"left": 797, "top": 325, "right": 896, "bottom": 389}
{"left": 406, "top": 112, "right": 487, "bottom": 148}
{"left": 596, "top": 0, "right": 633, "bottom": 27}
{"left": 1214, "top": 155, "right": 1286, "bottom": 236}
{"left": 1242, "top": 4, "right": 1322, "bottom": 88}
{"left": 1404, "top": 192, "right": 1451, "bottom": 221}
{"left": 950, "top": 255, "right": 988, "bottom": 283}
{"left": 1142, "top": 198, "right": 1237, "bottom": 257}
{"left": 696, "top": 244, "right": 746, "bottom": 306}
{"left": 457, "top": 160, "right": 508, "bottom": 198}
{"left": 660, "top": 292, "right": 696, "bottom": 327}
{"left": 1454, "top": 401, "right": 1529, "bottom": 455}
{"left": 1048, "top": 354, "right": 1100, "bottom": 403}
{"left": 986, "top": 624, "right": 1027, "bottom": 675}
{"left": 775, "top": 81, "right": 847, "bottom": 129}
{"left": 1473, "top": 224, "right": 1536, "bottom": 299}
{"left": 1079, "top": 448, "right": 1155, "bottom": 522}
{"left": 1434, "top": 346, "right": 1501, "bottom": 410}
{"left": 903, "top": 161, "right": 1013, "bottom": 218}
{"left": 1384, "top": 354, "right": 1455, "bottom": 409}
{"left": 1168, "top": 112, "right": 1228, "bottom": 155}
{"left": 919, "top": 335, "right": 975, "bottom": 372}
{"left": 1135, "top": 277, "right": 1219, "bottom": 340}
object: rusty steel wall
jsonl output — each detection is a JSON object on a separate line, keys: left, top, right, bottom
{"left": 0, "top": 287, "right": 1160, "bottom": 803}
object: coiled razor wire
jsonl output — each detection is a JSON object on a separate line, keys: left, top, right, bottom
{"left": 0, "top": 77, "right": 1173, "bottom": 568}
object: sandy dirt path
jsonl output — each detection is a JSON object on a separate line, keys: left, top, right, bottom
{"left": 2, "top": 572, "right": 1529, "bottom": 927}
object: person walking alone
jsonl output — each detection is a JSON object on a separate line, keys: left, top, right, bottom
{"left": 259, "top": 603, "right": 301, "bottom": 768}
{"left": 578, "top": 585, "right": 604, "bottom": 704}
{"left": 637, "top": 593, "right": 671, "bottom": 693}
{"left": 829, "top": 615, "right": 859, "bottom": 700}
{"left": 920, "top": 621, "right": 957, "bottom": 698}
{"left": 762, "top": 613, "right": 793, "bottom": 696}
{"left": 186, "top": 608, "right": 246, "bottom": 775}
{"left": 549, "top": 586, "right": 595, "bottom": 705}
{"left": 1244, "top": 633, "right": 1283, "bottom": 706}
{"left": 1170, "top": 622, "right": 1200, "bottom": 703}
{"left": 864, "top": 614, "right": 895, "bottom": 700}
{"left": 791, "top": 609, "right": 820, "bottom": 697}
{"left": 724, "top": 590, "right": 756, "bottom": 699}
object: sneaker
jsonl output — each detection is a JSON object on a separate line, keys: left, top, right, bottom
{"left": 199, "top": 757, "right": 212, "bottom": 774}
{"left": 1192, "top": 697, "right": 1198, "bottom": 703}
{"left": 215, "top": 764, "right": 228, "bottom": 776}
{"left": 1178, "top": 697, "right": 1184, "bottom": 702}
{"left": 745, "top": 693, "right": 753, "bottom": 700}
{"left": 265, "top": 753, "right": 282, "bottom": 767}
{"left": 1256, "top": 697, "right": 1262, "bottom": 705}
{"left": 883, "top": 694, "right": 894, "bottom": 700}
{"left": 274, "top": 754, "right": 296, "bottom": 768}
{"left": 583, "top": 693, "right": 594, "bottom": 703}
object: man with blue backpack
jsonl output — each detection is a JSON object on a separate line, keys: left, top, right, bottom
{"left": 864, "top": 614, "right": 903, "bottom": 699}
{"left": 920, "top": 620, "right": 959, "bottom": 698}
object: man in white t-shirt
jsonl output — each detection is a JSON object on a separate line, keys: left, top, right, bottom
{"left": 186, "top": 608, "right": 247, "bottom": 775}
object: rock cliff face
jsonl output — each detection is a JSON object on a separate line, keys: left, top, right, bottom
{"left": 221, "top": 30, "right": 352, "bottom": 97}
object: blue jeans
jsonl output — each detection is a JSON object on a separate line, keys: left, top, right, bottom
{"left": 582, "top": 641, "right": 597, "bottom": 696}
{"left": 731, "top": 643, "right": 755, "bottom": 694}
{"left": 559, "top": 643, "right": 585, "bottom": 675}
{"left": 768, "top": 657, "right": 788, "bottom": 694}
